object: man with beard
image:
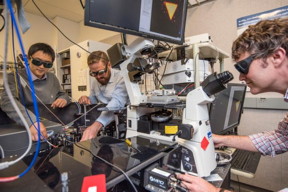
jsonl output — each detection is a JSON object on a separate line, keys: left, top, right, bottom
{"left": 78, "top": 51, "right": 129, "bottom": 141}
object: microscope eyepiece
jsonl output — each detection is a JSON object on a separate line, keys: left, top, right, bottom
{"left": 216, "top": 71, "right": 234, "bottom": 85}
{"left": 201, "top": 71, "right": 234, "bottom": 96}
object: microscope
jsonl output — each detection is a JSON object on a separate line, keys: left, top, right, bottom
{"left": 112, "top": 38, "right": 181, "bottom": 141}
{"left": 171, "top": 71, "right": 233, "bottom": 177}
{"left": 110, "top": 38, "right": 233, "bottom": 178}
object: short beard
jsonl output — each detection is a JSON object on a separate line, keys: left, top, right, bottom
{"left": 98, "top": 77, "right": 109, "bottom": 85}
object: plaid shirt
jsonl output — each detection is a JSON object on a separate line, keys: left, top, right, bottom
{"left": 249, "top": 119, "right": 288, "bottom": 156}
{"left": 250, "top": 93, "right": 288, "bottom": 156}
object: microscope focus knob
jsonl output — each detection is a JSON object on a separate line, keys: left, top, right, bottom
{"left": 178, "top": 124, "right": 194, "bottom": 140}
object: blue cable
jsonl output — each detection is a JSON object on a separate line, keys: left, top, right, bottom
{"left": 6, "top": 0, "right": 41, "bottom": 178}
{"left": 11, "top": 25, "right": 57, "bottom": 146}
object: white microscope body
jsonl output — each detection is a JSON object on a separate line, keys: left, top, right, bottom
{"left": 178, "top": 86, "right": 217, "bottom": 177}
{"left": 117, "top": 38, "right": 233, "bottom": 177}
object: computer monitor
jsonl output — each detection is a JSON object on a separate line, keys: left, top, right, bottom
{"left": 84, "top": 0, "right": 188, "bottom": 45}
{"left": 209, "top": 83, "right": 247, "bottom": 135}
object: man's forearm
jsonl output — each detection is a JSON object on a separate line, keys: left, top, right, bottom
{"left": 222, "top": 135, "right": 258, "bottom": 152}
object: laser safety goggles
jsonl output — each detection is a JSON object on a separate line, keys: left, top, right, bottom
{"left": 89, "top": 65, "right": 108, "bottom": 77}
{"left": 234, "top": 54, "right": 256, "bottom": 75}
{"left": 31, "top": 57, "right": 53, "bottom": 68}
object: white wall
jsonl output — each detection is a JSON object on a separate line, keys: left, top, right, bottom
{"left": 185, "top": 0, "right": 288, "bottom": 80}
{"left": 53, "top": 16, "right": 80, "bottom": 52}
{"left": 0, "top": 12, "right": 54, "bottom": 62}
{"left": 78, "top": 20, "right": 119, "bottom": 44}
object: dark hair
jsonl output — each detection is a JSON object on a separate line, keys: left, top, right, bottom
{"left": 232, "top": 18, "right": 288, "bottom": 61}
{"left": 28, "top": 43, "right": 55, "bottom": 62}
{"left": 87, "top": 51, "right": 109, "bottom": 66}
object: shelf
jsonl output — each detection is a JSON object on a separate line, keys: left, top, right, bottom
{"left": 60, "top": 64, "right": 71, "bottom": 68}
{"left": 158, "top": 42, "right": 229, "bottom": 61}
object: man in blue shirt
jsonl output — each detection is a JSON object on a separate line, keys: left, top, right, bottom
{"left": 78, "top": 51, "right": 129, "bottom": 141}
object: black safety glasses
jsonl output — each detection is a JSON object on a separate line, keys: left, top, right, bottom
{"left": 31, "top": 57, "right": 53, "bottom": 68}
{"left": 89, "top": 65, "right": 108, "bottom": 77}
{"left": 234, "top": 54, "right": 256, "bottom": 75}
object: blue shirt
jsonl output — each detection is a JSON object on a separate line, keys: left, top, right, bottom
{"left": 89, "top": 68, "right": 129, "bottom": 126}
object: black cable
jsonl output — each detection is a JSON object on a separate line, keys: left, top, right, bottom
{"left": 74, "top": 142, "right": 138, "bottom": 192}
{"left": 172, "top": 130, "right": 182, "bottom": 142}
{"left": 159, "top": 47, "right": 174, "bottom": 82}
{"left": 121, "top": 33, "right": 127, "bottom": 45}
{"left": 10, "top": 18, "right": 59, "bottom": 148}
{"left": 79, "top": 0, "right": 85, "bottom": 9}
{"left": 153, "top": 70, "right": 164, "bottom": 88}
{"left": 0, "top": 14, "right": 5, "bottom": 32}
{"left": 31, "top": 0, "right": 90, "bottom": 54}
{"left": 144, "top": 46, "right": 174, "bottom": 89}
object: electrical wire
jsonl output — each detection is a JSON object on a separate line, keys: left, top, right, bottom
{"left": 153, "top": 70, "right": 164, "bottom": 88}
{"left": 0, "top": 0, "right": 41, "bottom": 182}
{"left": 177, "top": 83, "right": 195, "bottom": 96}
{"left": 16, "top": 74, "right": 67, "bottom": 125}
{"left": 65, "top": 103, "right": 102, "bottom": 126}
{"left": 28, "top": 116, "right": 59, "bottom": 148}
{"left": 12, "top": 71, "right": 104, "bottom": 143}
{"left": 0, "top": 14, "right": 5, "bottom": 32}
{"left": 0, "top": 145, "right": 5, "bottom": 159}
{"left": 9, "top": 22, "right": 59, "bottom": 149}
{"left": 11, "top": 18, "right": 22, "bottom": 102}
{"left": 17, "top": 78, "right": 101, "bottom": 127}
{"left": 0, "top": 0, "right": 33, "bottom": 170}
{"left": 158, "top": 47, "right": 174, "bottom": 84}
{"left": 79, "top": 0, "right": 85, "bottom": 9}
{"left": 10, "top": 17, "right": 57, "bottom": 148}
{"left": 16, "top": 56, "right": 101, "bottom": 130}
{"left": 31, "top": 0, "right": 90, "bottom": 54}
{"left": 74, "top": 142, "right": 138, "bottom": 192}
{"left": 16, "top": 51, "right": 86, "bottom": 128}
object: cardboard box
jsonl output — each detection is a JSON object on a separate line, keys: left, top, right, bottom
{"left": 62, "top": 58, "right": 70, "bottom": 66}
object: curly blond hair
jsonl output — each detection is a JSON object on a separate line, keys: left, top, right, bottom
{"left": 232, "top": 18, "right": 288, "bottom": 61}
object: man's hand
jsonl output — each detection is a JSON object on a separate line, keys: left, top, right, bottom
{"left": 212, "top": 134, "right": 225, "bottom": 148}
{"left": 78, "top": 96, "right": 91, "bottom": 105}
{"left": 29, "top": 122, "right": 48, "bottom": 141}
{"left": 51, "top": 98, "right": 67, "bottom": 109}
{"left": 80, "top": 121, "right": 103, "bottom": 142}
{"left": 176, "top": 173, "right": 226, "bottom": 192}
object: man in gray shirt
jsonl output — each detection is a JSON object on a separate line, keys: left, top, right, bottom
{"left": 78, "top": 51, "right": 129, "bottom": 141}
{"left": 1, "top": 43, "right": 70, "bottom": 141}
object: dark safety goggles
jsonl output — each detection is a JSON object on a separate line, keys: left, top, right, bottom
{"left": 31, "top": 57, "right": 53, "bottom": 68}
{"left": 234, "top": 54, "right": 256, "bottom": 75}
{"left": 89, "top": 66, "right": 108, "bottom": 77}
